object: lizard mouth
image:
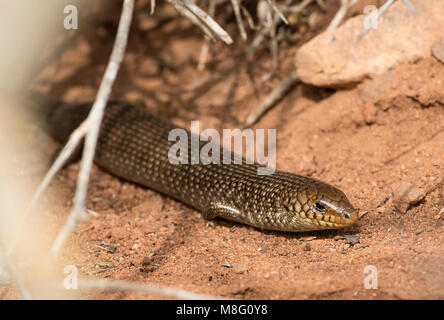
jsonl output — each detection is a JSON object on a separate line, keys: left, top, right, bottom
{"left": 303, "top": 206, "right": 360, "bottom": 229}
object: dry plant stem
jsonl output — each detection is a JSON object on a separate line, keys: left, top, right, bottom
{"left": 266, "top": 0, "right": 288, "bottom": 25}
{"left": 197, "top": 0, "right": 217, "bottom": 70}
{"left": 358, "top": 0, "right": 417, "bottom": 40}
{"left": 401, "top": 0, "right": 417, "bottom": 14}
{"left": 50, "top": 0, "right": 135, "bottom": 258}
{"left": 243, "top": 70, "right": 298, "bottom": 128}
{"left": 167, "top": 0, "right": 233, "bottom": 44}
{"left": 197, "top": 42, "right": 210, "bottom": 70}
{"left": 150, "top": 0, "right": 156, "bottom": 14}
{"left": 185, "top": 72, "right": 222, "bottom": 91}
{"left": 77, "top": 279, "right": 219, "bottom": 300}
{"left": 246, "top": 31, "right": 266, "bottom": 58}
{"left": 261, "top": 32, "right": 279, "bottom": 82}
{"left": 261, "top": 9, "right": 280, "bottom": 82}
{"left": 241, "top": 5, "right": 256, "bottom": 30}
{"left": 286, "top": 0, "right": 314, "bottom": 14}
{"left": 231, "top": 0, "right": 247, "bottom": 40}
{"left": 315, "top": 0, "right": 326, "bottom": 10}
{"left": 358, "top": 0, "right": 394, "bottom": 39}
{"left": 327, "top": 0, "right": 358, "bottom": 32}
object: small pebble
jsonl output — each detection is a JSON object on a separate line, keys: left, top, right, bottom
{"left": 141, "top": 256, "right": 153, "bottom": 266}
{"left": 304, "top": 243, "right": 311, "bottom": 251}
{"left": 392, "top": 181, "right": 426, "bottom": 213}
{"left": 345, "top": 235, "right": 360, "bottom": 246}
{"left": 258, "top": 247, "right": 268, "bottom": 253}
{"left": 232, "top": 264, "right": 248, "bottom": 274}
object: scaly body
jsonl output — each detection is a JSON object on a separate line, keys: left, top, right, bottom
{"left": 44, "top": 100, "right": 359, "bottom": 232}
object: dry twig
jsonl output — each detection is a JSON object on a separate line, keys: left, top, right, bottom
{"left": 197, "top": 0, "right": 217, "bottom": 70}
{"left": 150, "top": 0, "right": 156, "bottom": 15}
{"left": 357, "top": 0, "right": 417, "bottom": 39}
{"left": 327, "top": 0, "right": 358, "bottom": 32}
{"left": 76, "top": 279, "right": 219, "bottom": 300}
{"left": 50, "top": 0, "right": 135, "bottom": 258}
{"left": 231, "top": 0, "right": 248, "bottom": 40}
{"left": 266, "top": 0, "right": 288, "bottom": 25}
{"left": 243, "top": 70, "right": 298, "bottom": 128}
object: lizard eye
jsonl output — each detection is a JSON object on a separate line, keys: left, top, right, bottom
{"left": 314, "top": 202, "right": 326, "bottom": 213}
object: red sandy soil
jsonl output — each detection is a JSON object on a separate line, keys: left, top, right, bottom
{"left": 1, "top": 1, "right": 443, "bottom": 299}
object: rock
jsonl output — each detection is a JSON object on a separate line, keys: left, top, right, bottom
{"left": 295, "top": 0, "right": 444, "bottom": 87}
{"left": 431, "top": 38, "right": 444, "bottom": 64}
{"left": 362, "top": 102, "right": 377, "bottom": 124}
{"left": 233, "top": 264, "right": 248, "bottom": 274}
{"left": 392, "top": 181, "right": 426, "bottom": 213}
{"left": 141, "top": 256, "right": 153, "bottom": 266}
{"left": 361, "top": 70, "right": 398, "bottom": 102}
{"left": 345, "top": 235, "right": 360, "bottom": 246}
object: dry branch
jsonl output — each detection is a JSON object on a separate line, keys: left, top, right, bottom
{"left": 50, "top": 0, "right": 135, "bottom": 258}
{"left": 166, "top": 0, "right": 233, "bottom": 44}
{"left": 231, "top": 0, "right": 248, "bottom": 40}
{"left": 358, "top": 0, "right": 418, "bottom": 39}
{"left": 77, "top": 279, "right": 219, "bottom": 300}
{"left": 327, "top": 0, "right": 358, "bottom": 32}
{"left": 243, "top": 70, "right": 298, "bottom": 128}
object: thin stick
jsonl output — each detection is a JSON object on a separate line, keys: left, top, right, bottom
{"left": 167, "top": 0, "right": 233, "bottom": 44}
{"left": 150, "top": 0, "right": 156, "bottom": 15}
{"left": 197, "top": 0, "right": 216, "bottom": 70}
{"left": 266, "top": 0, "right": 288, "bottom": 25}
{"left": 183, "top": 0, "right": 231, "bottom": 44}
{"left": 327, "top": 0, "right": 358, "bottom": 32}
{"left": 197, "top": 41, "right": 210, "bottom": 71}
{"left": 261, "top": 4, "right": 279, "bottom": 83}
{"left": 76, "top": 279, "right": 219, "bottom": 300}
{"left": 240, "top": 4, "right": 257, "bottom": 30}
{"left": 358, "top": 0, "right": 417, "bottom": 40}
{"left": 315, "top": 0, "right": 326, "bottom": 11}
{"left": 357, "top": 0, "right": 394, "bottom": 39}
{"left": 285, "top": 0, "right": 314, "bottom": 14}
{"left": 50, "top": 0, "right": 135, "bottom": 258}
{"left": 231, "top": 0, "right": 247, "bottom": 40}
{"left": 243, "top": 70, "right": 298, "bottom": 128}
{"left": 401, "top": 0, "right": 417, "bottom": 14}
